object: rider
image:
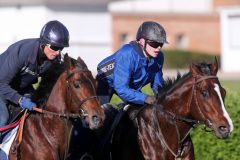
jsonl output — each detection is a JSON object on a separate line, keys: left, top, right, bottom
{"left": 96, "top": 21, "right": 168, "bottom": 107}
{"left": 0, "top": 20, "right": 69, "bottom": 142}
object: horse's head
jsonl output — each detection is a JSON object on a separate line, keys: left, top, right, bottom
{"left": 189, "top": 58, "right": 233, "bottom": 138}
{"left": 62, "top": 54, "right": 105, "bottom": 129}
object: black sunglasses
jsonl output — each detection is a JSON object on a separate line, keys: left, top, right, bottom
{"left": 47, "top": 44, "right": 64, "bottom": 51}
{"left": 147, "top": 40, "right": 164, "bottom": 48}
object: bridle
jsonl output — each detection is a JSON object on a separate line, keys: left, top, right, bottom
{"left": 190, "top": 75, "right": 218, "bottom": 128}
{"left": 30, "top": 68, "right": 100, "bottom": 160}
{"left": 65, "top": 68, "right": 98, "bottom": 118}
{"left": 33, "top": 68, "right": 99, "bottom": 119}
{"left": 150, "top": 75, "right": 219, "bottom": 159}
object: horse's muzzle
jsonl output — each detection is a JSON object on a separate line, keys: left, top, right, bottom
{"left": 217, "top": 126, "right": 231, "bottom": 139}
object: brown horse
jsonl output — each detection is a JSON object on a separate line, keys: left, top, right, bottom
{"left": 109, "top": 58, "right": 233, "bottom": 160}
{"left": 9, "top": 54, "right": 105, "bottom": 160}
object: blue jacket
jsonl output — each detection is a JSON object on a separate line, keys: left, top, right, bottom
{"left": 0, "top": 38, "right": 55, "bottom": 104}
{"left": 97, "top": 41, "right": 164, "bottom": 105}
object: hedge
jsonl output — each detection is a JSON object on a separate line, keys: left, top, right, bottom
{"left": 163, "top": 49, "right": 220, "bottom": 69}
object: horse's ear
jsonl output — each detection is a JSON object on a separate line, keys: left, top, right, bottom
{"left": 77, "top": 57, "right": 88, "bottom": 69}
{"left": 210, "top": 57, "right": 218, "bottom": 75}
{"left": 190, "top": 63, "right": 200, "bottom": 77}
{"left": 64, "top": 53, "right": 73, "bottom": 70}
{"left": 63, "top": 53, "right": 68, "bottom": 60}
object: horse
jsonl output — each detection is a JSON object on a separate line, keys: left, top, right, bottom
{"left": 8, "top": 54, "right": 105, "bottom": 160}
{"left": 107, "top": 58, "right": 234, "bottom": 160}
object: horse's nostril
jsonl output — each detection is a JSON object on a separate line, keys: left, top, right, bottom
{"left": 92, "top": 115, "right": 101, "bottom": 126}
{"left": 219, "top": 126, "right": 227, "bottom": 132}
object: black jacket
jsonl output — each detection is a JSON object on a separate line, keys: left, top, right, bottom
{"left": 0, "top": 38, "right": 55, "bottom": 104}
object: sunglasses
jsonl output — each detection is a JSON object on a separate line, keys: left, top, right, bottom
{"left": 46, "top": 44, "right": 64, "bottom": 51}
{"left": 147, "top": 40, "right": 164, "bottom": 48}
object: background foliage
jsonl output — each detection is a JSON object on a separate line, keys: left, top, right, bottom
{"left": 163, "top": 49, "right": 220, "bottom": 69}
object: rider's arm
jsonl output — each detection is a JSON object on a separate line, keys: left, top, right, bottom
{"left": 113, "top": 46, "right": 146, "bottom": 105}
{"left": 0, "top": 44, "right": 27, "bottom": 104}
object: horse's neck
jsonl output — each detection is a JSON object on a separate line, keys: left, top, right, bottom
{"left": 161, "top": 78, "right": 193, "bottom": 117}
{"left": 46, "top": 74, "right": 67, "bottom": 112}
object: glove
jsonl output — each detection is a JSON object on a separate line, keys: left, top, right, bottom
{"left": 19, "top": 97, "right": 36, "bottom": 110}
{"left": 144, "top": 95, "right": 156, "bottom": 105}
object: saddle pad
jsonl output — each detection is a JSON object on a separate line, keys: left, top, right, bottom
{"left": 0, "top": 125, "right": 19, "bottom": 160}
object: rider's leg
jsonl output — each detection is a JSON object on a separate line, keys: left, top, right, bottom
{"left": 96, "top": 80, "right": 114, "bottom": 105}
{"left": 0, "top": 96, "right": 9, "bottom": 143}
{"left": 0, "top": 96, "right": 9, "bottom": 128}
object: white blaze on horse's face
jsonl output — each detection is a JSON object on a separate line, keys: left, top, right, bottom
{"left": 214, "top": 83, "right": 234, "bottom": 132}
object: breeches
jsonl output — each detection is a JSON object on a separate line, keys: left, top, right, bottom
{"left": 96, "top": 80, "right": 115, "bottom": 105}
{"left": 0, "top": 96, "right": 9, "bottom": 128}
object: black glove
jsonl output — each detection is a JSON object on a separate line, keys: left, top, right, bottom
{"left": 144, "top": 95, "right": 156, "bottom": 104}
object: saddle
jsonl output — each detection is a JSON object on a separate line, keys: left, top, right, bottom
{"left": 7, "top": 104, "right": 25, "bottom": 125}
{"left": 0, "top": 105, "right": 25, "bottom": 135}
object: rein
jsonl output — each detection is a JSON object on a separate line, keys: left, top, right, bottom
{"left": 33, "top": 107, "right": 84, "bottom": 118}
{"left": 150, "top": 105, "right": 197, "bottom": 159}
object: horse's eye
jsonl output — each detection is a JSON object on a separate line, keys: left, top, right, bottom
{"left": 202, "top": 90, "right": 209, "bottom": 98}
{"left": 73, "top": 80, "right": 80, "bottom": 88}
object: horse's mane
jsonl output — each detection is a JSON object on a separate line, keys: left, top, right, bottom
{"left": 157, "top": 62, "right": 212, "bottom": 101}
{"left": 32, "top": 55, "right": 88, "bottom": 107}
{"left": 157, "top": 72, "right": 190, "bottom": 101}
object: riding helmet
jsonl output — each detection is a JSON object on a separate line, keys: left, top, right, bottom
{"left": 136, "top": 21, "right": 168, "bottom": 44}
{"left": 40, "top": 20, "right": 69, "bottom": 47}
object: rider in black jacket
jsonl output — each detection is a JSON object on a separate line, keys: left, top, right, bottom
{"left": 0, "top": 20, "right": 69, "bottom": 141}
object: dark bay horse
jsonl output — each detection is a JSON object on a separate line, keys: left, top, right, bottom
{"left": 109, "top": 59, "right": 233, "bottom": 160}
{"left": 9, "top": 54, "right": 105, "bottom": 160}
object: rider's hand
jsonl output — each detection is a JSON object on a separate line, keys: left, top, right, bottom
{"left": 144, "top": 95, "right": 156, "bottom": 105}
{"left": 19, "top": 97, "right": 36, "bottom": 110}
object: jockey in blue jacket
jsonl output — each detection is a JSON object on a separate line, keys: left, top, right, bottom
{"left": 96, "top": 21, "right": 168, "bottom": 106}
{"left": 0, "top": 20, "right": 69, "bottom": 141}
